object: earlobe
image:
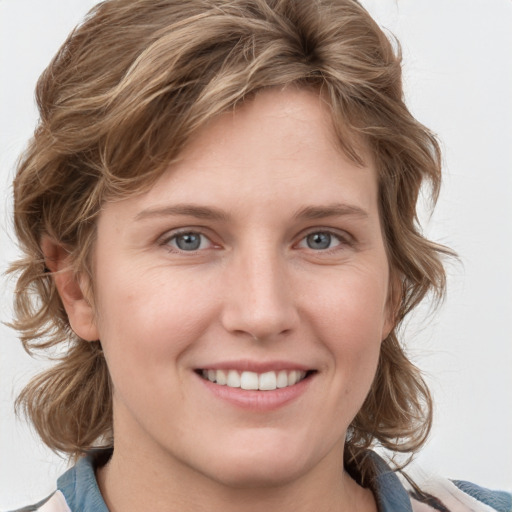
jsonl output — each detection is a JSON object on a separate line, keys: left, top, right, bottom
{"left": 41, "top": 236, "right": 99, "bottom": 342}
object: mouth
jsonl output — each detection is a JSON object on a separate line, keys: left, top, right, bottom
{"left": 196, "top": 368, "right": 316, "bottom": 391}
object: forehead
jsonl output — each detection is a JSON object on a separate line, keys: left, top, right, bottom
{"left": 142, "top": 88, "right": 375, "bottom": 206}
{"left": 99, "top": 87, "right": 378, "bottom": 226}
{"left": 181, "top": 87, "right": 369, "bottom": 168}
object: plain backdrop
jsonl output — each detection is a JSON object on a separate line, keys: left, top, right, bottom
{"left": 1, "top": 0, "right": 511, "bottom": 509}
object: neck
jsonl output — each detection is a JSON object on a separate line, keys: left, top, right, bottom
{"left": 96, "top": 440, "right": 376, "bottom": 512}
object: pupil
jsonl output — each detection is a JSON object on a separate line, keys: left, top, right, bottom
{"left": 176, "top": 233, "right": 200, "bottom": 251}
{"left": 307, "top": 232, "right": 331, "bottom": 250}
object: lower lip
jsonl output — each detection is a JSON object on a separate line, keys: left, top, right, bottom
{"left": 196, "top": 373, "right": 314, "bottom": 411}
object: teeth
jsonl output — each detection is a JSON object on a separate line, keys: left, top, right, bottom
{"left": 227, "top": 370, "right": 241, "bottom": 388}
{"left": 216, "top": 369, "right": 227, "bottom": 385}
{"left": 240, "top": 371, "right": 259, "bottom": 390}
{"left": 259, "top": 371, "right": 277, "bottom": 390}
{"left": 201, "top": 369, "right": 307, "bottom": 390}
{"left": 276, "top": 370, "right": 288, "bottom": 388}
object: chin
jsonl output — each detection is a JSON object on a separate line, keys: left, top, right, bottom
{"left": 190, "top": 432, "right": 321, "bottom": 489}
{"left": 206, "top": 457, "right": 308, "bottom": 490}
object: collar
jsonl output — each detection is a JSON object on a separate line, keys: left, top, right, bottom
{"left": 57, "top": 450, "right": 110, "bottom": 512}
{"left": 347, "top": 451, "right": 414, "bottom": 512}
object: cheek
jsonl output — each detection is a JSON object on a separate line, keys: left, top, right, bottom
{"left": 306, "top": 264, "right": 390, "bottom": 344}
{"left": 92, "top": 267, "right": 214, "bottom": 391}
{"left": 305, "top": 268, "right": 388, "bottom": 404}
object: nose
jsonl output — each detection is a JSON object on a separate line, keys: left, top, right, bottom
{"left": 220, "top": 247, "right": 299, "bottom": 342}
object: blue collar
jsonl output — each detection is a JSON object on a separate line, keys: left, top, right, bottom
{"left": 354, "top": 451, "right": 413, "bottom": 512}
{"left": 57, "top": 451, "right": 110, "bottom": 512}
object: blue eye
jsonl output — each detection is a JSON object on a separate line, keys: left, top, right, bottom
{"left": 307, "top": 232, "right": 331, "bottom": 250}
{"left": 168, "top": 232, "right": 209, "bottom": 251}
{"left": 299, "top": 231, "right": 342, "bottom": 250}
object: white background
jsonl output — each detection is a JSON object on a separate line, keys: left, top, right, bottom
{"left": 1, "top": 0, "right": 511, "bottom": 509}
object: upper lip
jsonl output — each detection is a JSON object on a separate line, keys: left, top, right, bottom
{"left": 195, "top": 360, "right": 314, "bottom": 373}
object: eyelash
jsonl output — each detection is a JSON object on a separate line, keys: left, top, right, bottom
{"left": 296, "top": 229, "right": 353, "bottom": 252}
{"left": 159, "top": 228, "right": 353, "bottom": 254}
{"left": 160, "top": 229, "right": 215, "bottom": 253}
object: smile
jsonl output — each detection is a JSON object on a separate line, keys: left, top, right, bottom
{"left": 198, "top": 369, "right": 311, "bottom": 391}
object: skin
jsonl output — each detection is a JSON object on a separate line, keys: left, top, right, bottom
{"left": 47, "top": 87, "right": 395, "bottom": 512}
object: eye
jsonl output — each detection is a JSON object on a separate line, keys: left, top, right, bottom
{"left": 297, "top": 231, "right": 344, "bottom": 251}
{"left": 165, "top": 231, "right": 212, "bottom": 252}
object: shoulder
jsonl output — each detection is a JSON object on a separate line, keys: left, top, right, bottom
{"left": 8, "top": 449, "right": 111, "bottom": 512}
{"left": 7, "top": 491, "right": 71, "bottom": 512}
{"left": 410, "top": 475, "right": 512, "bottom": 512}
{"left": 359, "top": 450, "right": 511, "bottom": 512}
{"left": 452, "top": 480, "right": 512, "bottom": 512}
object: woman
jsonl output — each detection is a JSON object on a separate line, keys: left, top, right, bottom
{"left": 6, "top": 0, "right": 511, "bottom": 511}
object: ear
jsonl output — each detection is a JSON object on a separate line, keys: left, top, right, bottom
{"left": 41, "top": 236, "right": 99, "bottom": 342}
{"left": 382, "top": 271, "right": 402, "bottom": 340}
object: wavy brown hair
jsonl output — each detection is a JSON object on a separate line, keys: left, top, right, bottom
{"left": 11, "top": 0, "right": 451, "bottom": 466}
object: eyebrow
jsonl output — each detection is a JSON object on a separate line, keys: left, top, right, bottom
{"left": 135, "top": 204, "right": 230, "bottom": 222}
{"left": 293, "top": 203, "right": 369, "bottom": 220}
{"left": 134, "top": 202, "right": 368, "bottom": 222}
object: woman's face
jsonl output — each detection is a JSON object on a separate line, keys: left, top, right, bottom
{"left": 82, "top": 88, "right": 394, "bottom": 487}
